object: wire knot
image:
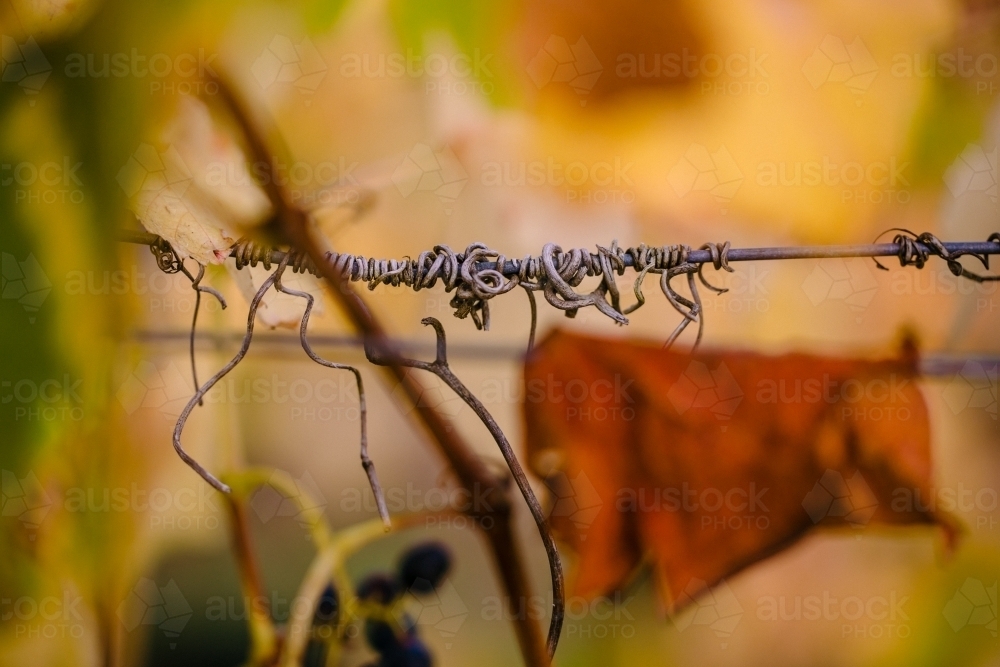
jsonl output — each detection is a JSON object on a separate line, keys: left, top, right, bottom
{"left": 874, "top": 229, "right": 999, "bottom": 284}
{"left": 149, "top": 238, "right": 182, "bottom": 274}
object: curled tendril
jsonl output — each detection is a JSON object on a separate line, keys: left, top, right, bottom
{"left": 149, "top": 237, "right": 182, "bottom": 274}
{"left": 219, "top": 239, "right": 731, "bottom": 347}
{"left": 145, "top": 239, "right": 228, "bottom": 406}
{"left": 171, "top": 256, "right": 393, "bottom": 522}
{"left": 272, "top": 256, "right": 391, "bottom": 530}
{"left": 150, "top": 233, "right": 998, "bottom": 354}
{"left": 363, "top": 317, "right": 565, "bottom": 658}
{"left": 315, "top": 240, "right": 724, "bottom": 340}
{"left": 172, "top": 271, "right": 276, "bottom": 493}
{"left": 873, "top": 229, "right": 1000, "bottom": 283}
{"left": 177, "top": 260, "right": 227, "bottom": 405}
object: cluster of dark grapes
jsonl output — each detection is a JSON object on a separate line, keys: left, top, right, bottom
{"left": 307, "top": 541, "right": 453, "bottom": 667}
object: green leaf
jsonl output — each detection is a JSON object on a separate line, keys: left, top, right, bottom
{"left": 906, "top": 77, "right": 993, "bottom": 188}
{"left": 302, "top": 0, "right": 352, "bottom": 34}
{"left": 387, "top": 0, "right": 519, "bottom": 105}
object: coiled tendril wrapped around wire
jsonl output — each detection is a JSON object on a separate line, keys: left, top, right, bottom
{"left": 300, "top": 240, "right": 734, "bottom": 343}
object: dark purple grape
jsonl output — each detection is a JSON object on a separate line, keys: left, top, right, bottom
{"left": 366, "top": 614, "right": 420, "bottom": 656}
{"left": 313, "top": 584, "right": 339, "bottom": 626}
{"left": 357, "top": 573, "right": 401, "bottom": 604}
{"left": 398, "top": 542, "right": 452, "bottom": 595}
{"left": 400, "top": 637, "right": 433, "bottom": 667}
{"left": 365, "top": 619, "right": 400, "bottom": 654}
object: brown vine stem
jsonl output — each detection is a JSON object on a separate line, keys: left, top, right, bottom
{"left": 364, "top": 317, "right": 565, "bottom": 653}
{"left": 272, "top": 262, "right": 391, "bottom": 530}
{"left": 209, "top": 75, "right": 554, "bottom": 666}
{"left": 223, "top": 494, "right": 279, "bottom": 666}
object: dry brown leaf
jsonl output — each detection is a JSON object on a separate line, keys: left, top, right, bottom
{"left": 523, "top": 330, "right": 960, "bottom": 609}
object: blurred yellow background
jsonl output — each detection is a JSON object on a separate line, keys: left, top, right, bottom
{"left": 1, "top": 0, "right": 997, "bottom": 665}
